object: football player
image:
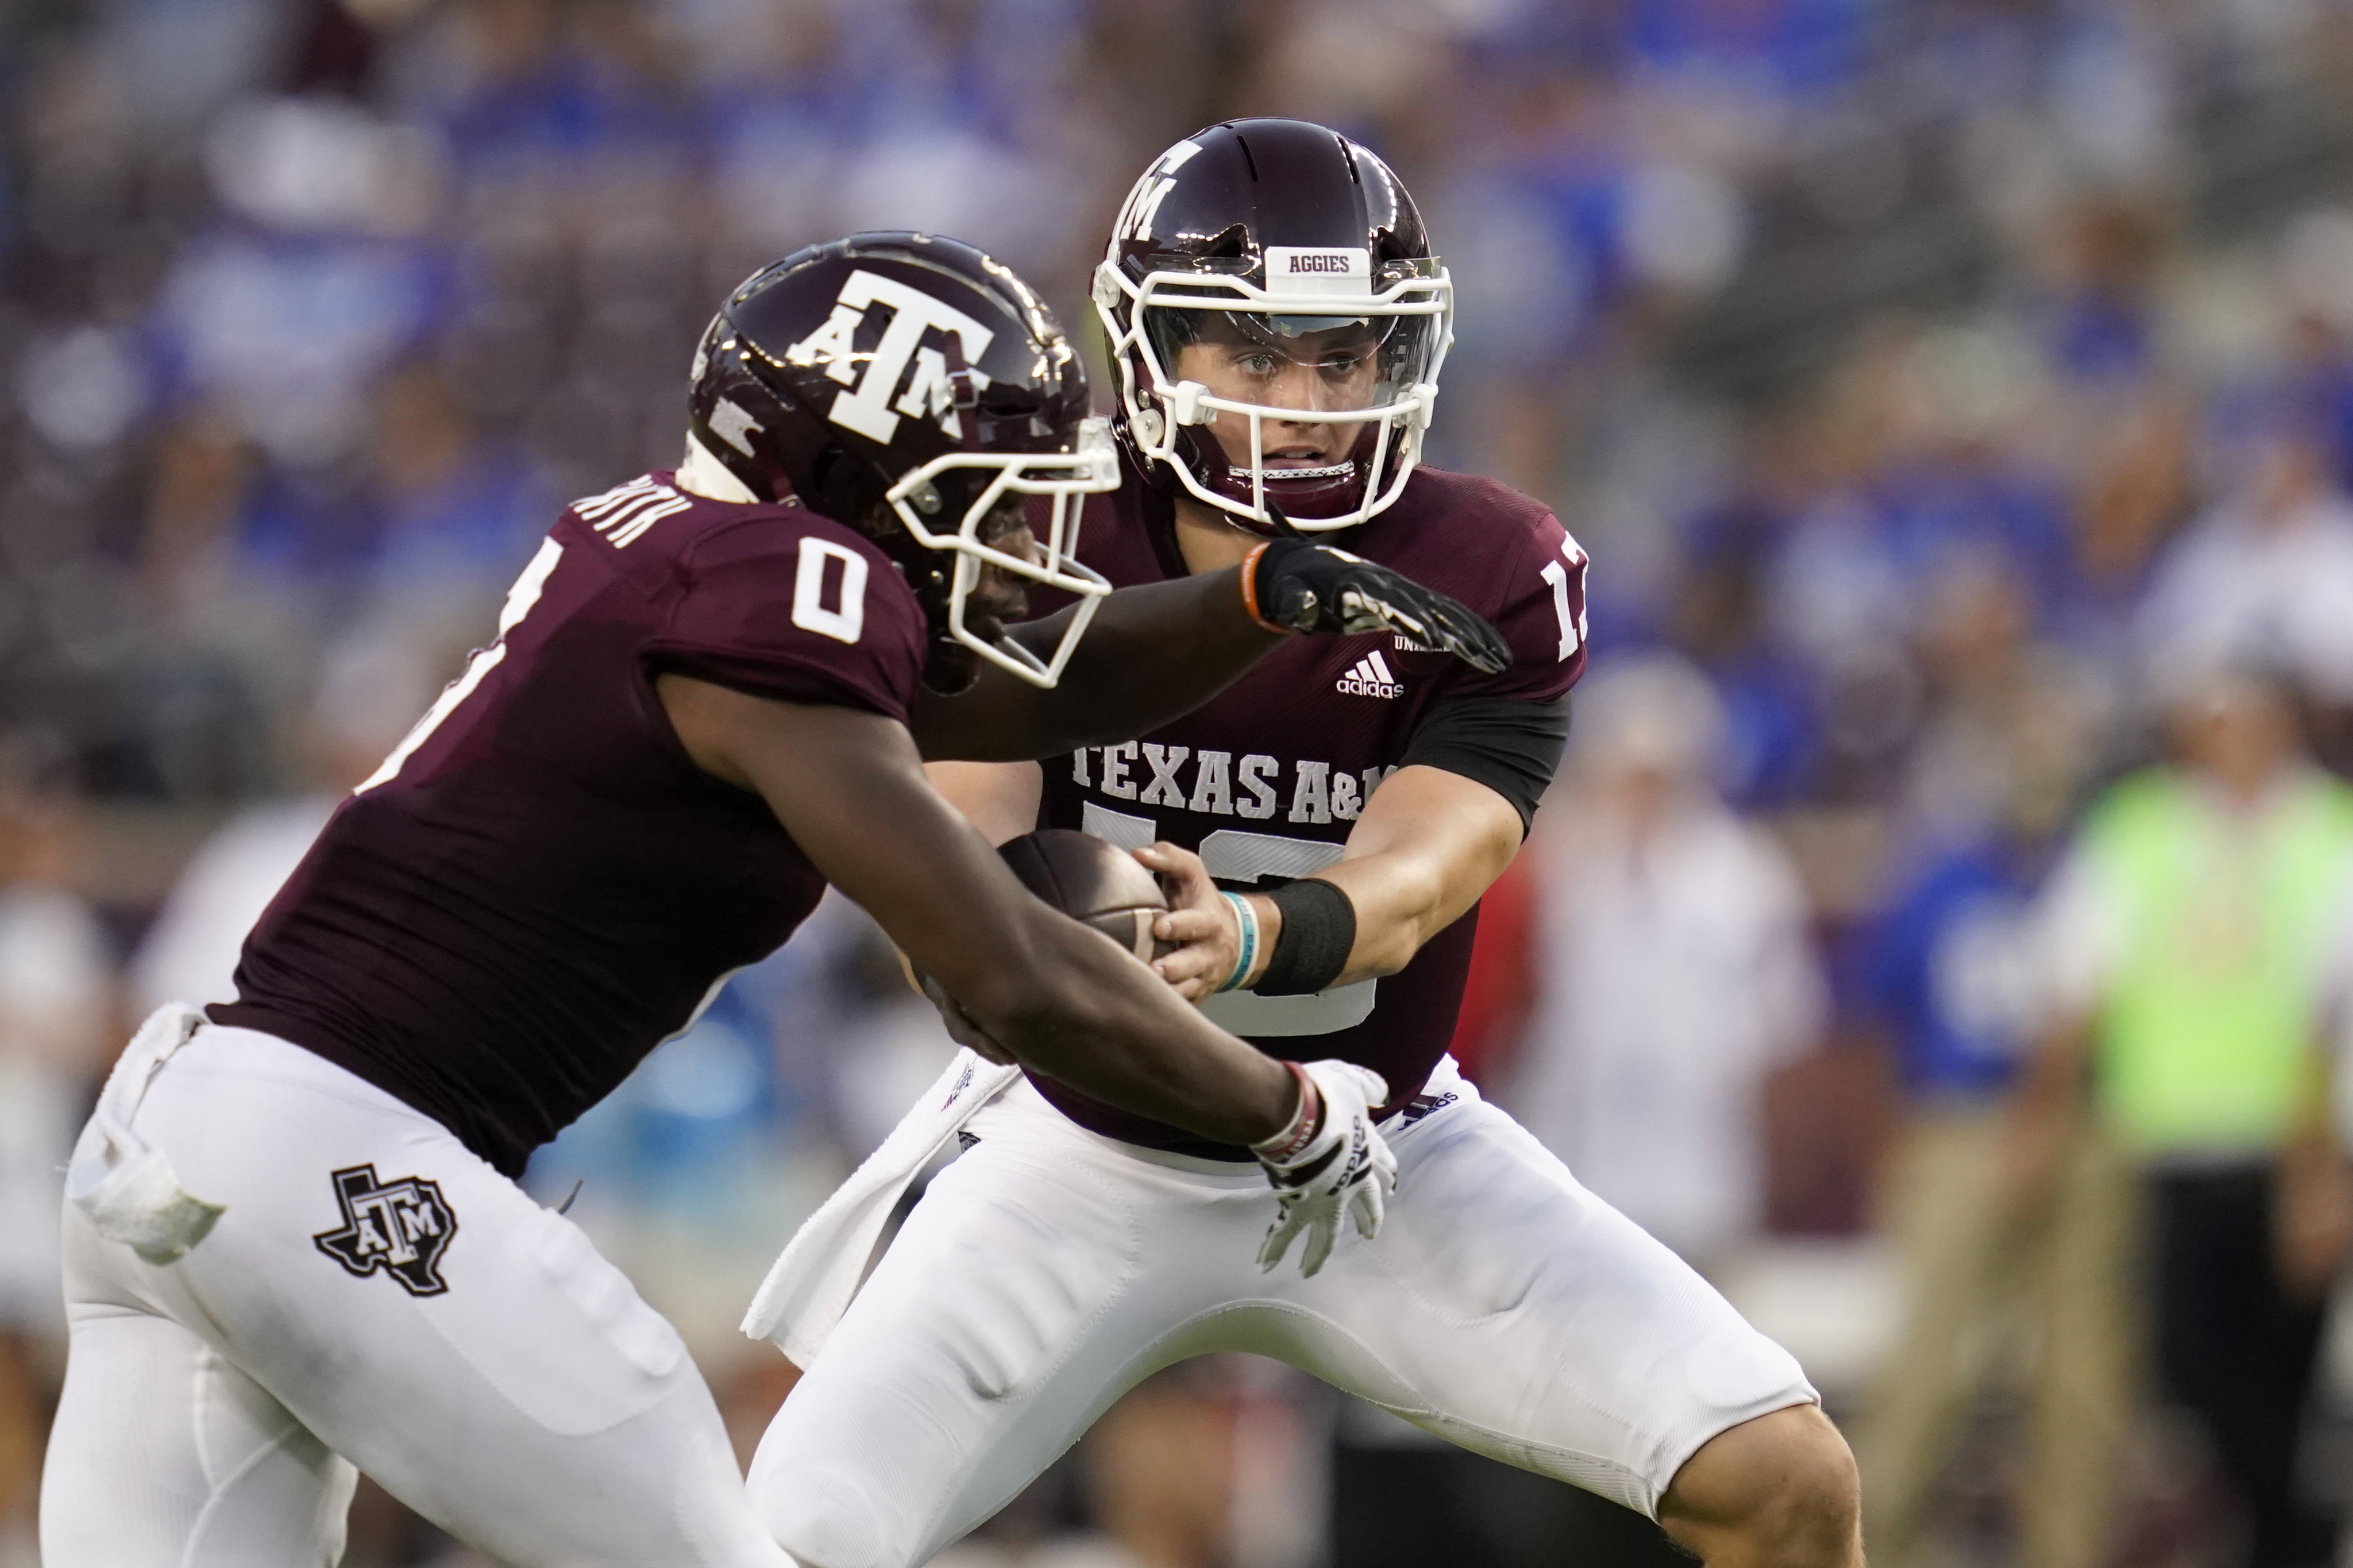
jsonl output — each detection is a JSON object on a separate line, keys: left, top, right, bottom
{"left": 37, "top": 233, "right": 1506, "bottom": 1568}
{"left": 745, "top": 126, "right": 1863, "bottom": 1568}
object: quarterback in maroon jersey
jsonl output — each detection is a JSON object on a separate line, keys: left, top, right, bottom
{"left": 747, "top": 126, "right": 1861, "bottom": 1568}
{"left": 38, "top": 233, "right": 1509, "bottom": 1568}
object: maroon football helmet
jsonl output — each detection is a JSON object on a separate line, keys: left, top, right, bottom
{"left": 1093, "top": 119, "right": 1453, "bottom": 534}
{"left": 688, "top": 233, "right": 1116, "bottom": 691}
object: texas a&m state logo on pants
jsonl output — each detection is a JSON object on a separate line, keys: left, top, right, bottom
{"left": 313, "top": 1164, "right": 458, "bottom": 1296}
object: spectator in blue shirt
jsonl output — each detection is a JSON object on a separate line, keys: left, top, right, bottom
{"left": 1851, "top": 668, "right": 2124, "bottom": 1568}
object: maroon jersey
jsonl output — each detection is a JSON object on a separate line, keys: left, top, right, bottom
{"left": 214, "top": 472, "right": 927, "bottom": 1176}
{"left": 1031, "top": 461, "right": 1588, "bottom": 1156}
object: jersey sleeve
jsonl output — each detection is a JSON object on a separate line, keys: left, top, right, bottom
{"left": 649, "top": 516, "right": 929, "bottom": 724}
{"left": 1452, "top": 506, "right": 1588, "bottom": 705}
{"left": 1397, "top": 694, "right": 1569, "bottom": 832}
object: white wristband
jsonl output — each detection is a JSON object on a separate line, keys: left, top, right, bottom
{"left": 1218, "top": 891, "right": 1259, "bottom": 994}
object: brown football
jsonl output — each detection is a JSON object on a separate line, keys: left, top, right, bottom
{"left": 998, "top": 829, "right": 1175, "bottom": 961}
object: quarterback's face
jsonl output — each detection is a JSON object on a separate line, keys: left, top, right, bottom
{"left": 1174, "top": 323, "right": 1374, "bottom": 471}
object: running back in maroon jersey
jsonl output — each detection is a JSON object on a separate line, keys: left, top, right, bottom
{"left": 213, "top": 473, "right": 928, "bottom": 1176}
{"left": 1028, "top": 457, "right": 1588, "bottom": 1156}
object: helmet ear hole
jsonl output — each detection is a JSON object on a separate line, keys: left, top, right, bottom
{"left": 816, "top": 449, "right": 897, "bottom": 539}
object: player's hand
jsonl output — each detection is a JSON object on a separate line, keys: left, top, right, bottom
{"left": 899, "top": 951, "right": 1017, "bottom": 1065}
{"left": 1253, "top": 1060, "right": 1398, "bottom": 1277}
{"left": 1252, "top": 535, "right": 1510, "bottom": 676}
{"left": 1132, "top": 842, "right": 1238, "bottom": 1003}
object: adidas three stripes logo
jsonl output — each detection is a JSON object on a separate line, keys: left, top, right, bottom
{"left": 1334, "top": 650, "right": 1403, "bottom": 699}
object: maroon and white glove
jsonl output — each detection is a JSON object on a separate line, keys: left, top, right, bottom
{"left": 1252, "top": 1060, "right": 1398, "bottom": 1277}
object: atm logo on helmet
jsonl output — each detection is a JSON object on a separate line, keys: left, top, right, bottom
{"left": 784, "top": 270, "right": 996, "bottom": 445}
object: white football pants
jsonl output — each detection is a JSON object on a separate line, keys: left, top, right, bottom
{"left": 747, "top": 1059, "right": 1816, "bottom": 1568}
{"left": 40, "top": 1022, "right": 795, "bottom": 1568}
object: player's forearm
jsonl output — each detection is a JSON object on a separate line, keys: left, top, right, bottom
{"left": 691, "top": 687, "right": 1290, "bottom": 1145}
{"left": 1264, "top": 766, "right": 1521, "bottom": 987}
{"left": 923, "top": 760, "right": 1043, "bottom": 846}
{"left": 970, "top": 917, "right": 1294, "bottom": 1144}
{"left": 1239, "top": 854, "right": 1480, "bottom": 990}
{"left": 1321, "top": 858, "right": 1464, "bottom": 984}
{"left": 909, "top": 568, "right": 1282, "bottom": 761}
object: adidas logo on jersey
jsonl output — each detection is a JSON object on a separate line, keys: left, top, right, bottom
{"left": 1336, "top": 651, "right": 1402, "bottom": 699}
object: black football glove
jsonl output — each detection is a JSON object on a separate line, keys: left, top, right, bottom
{"left": 1252, "top": 535, "right": 1511, "bottom": 676}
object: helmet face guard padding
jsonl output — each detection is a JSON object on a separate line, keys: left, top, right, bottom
{"left": 884, "top": 417, "right": 1118, "bottom": 688}
{"left": 1097, "top": 249, "right": 1452, "bottom": 532}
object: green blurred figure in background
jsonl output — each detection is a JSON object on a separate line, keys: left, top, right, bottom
{"left": 2015, "top": 667, "right": 2353, "bottom": 1568}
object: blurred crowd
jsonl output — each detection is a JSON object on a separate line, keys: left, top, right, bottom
{"left": 10, "top": 0, "right": 2353, "bottom": 1565}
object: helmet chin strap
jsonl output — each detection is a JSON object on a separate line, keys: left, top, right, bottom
{"left": 1174, "top": 490, "right": 1310, "bottom": 563}
{"left": 919, "top": 638, "right": 981, "bottom": 696}
{"left": 1258, "top": 496, "right": 1303, "bottom": 538}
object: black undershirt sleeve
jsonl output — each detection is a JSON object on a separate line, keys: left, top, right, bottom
{"left": 1397, "top": 693, "right": 1572, "bottom": 835}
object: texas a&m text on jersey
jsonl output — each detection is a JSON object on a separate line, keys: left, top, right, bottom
{"left": 44, "top": 230, "right": 1517, "bottom": 1568}
{"left": 1030, "top": 455, "right": 1587, "bottom": 1153}
{"left": 745, "top": 122, "right": 1849, "bottom": 1568}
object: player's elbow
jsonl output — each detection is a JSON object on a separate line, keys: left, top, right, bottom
{"left": 976, "top": 984, "right": 1077, "bottom": 1051}
{"left": 1348, "top": 927, "right": 1423, "bottom": 980}
{"left": 975, "top": 992, "right": 1120, "bottom": 1081}
{"left": 956, "top": 968, "right": 1063, "bottom": 1047}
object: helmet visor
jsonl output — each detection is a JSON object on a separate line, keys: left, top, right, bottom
{"left": 1143, "top": 302, "right": 1442, "bottom": 420}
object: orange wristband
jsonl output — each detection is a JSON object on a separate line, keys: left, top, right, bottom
{"left": 1239, "top": 543, "right": 1290, "bottom": 635}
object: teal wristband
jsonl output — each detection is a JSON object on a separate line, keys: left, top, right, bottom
{"left": 1218, "top": 891, "right": 1259, "bottom": 993}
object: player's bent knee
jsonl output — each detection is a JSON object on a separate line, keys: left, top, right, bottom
{"left": 751, "top": 1466, "right": 907, "bottom": 1568}
{"left": 1659, "top": 1404, "right": 1861, "bottom": 1568}
{"left": 750, "top": 1411, "right": 920, "bottom": 1568}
